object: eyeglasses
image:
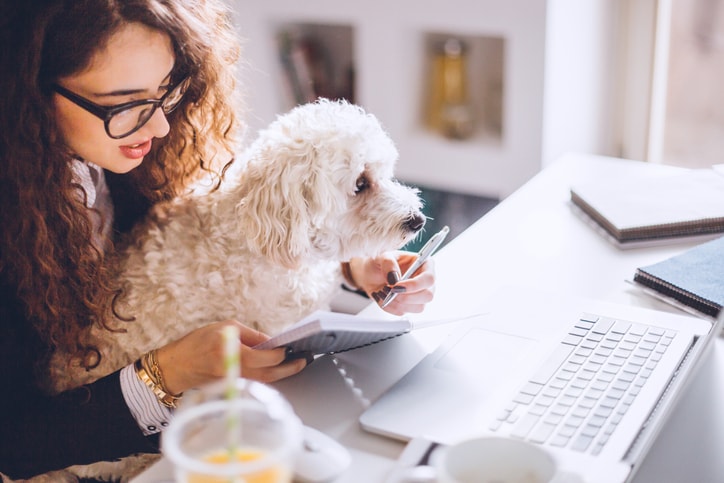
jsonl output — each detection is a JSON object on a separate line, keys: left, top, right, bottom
{"left": 52, "top": 77, "right": 191, "bottom": 139}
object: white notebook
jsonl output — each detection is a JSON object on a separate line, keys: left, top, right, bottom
{"left": 570, "top": 161, "right": 724, "bottom": 247}
{"left": 254, "top": 310, "right": 411, "bottom": 355}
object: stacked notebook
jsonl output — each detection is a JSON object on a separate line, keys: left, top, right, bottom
{"left": 633, "top": 235, "right": 724, "bottom": 318}
{"left": 570, "top": 162, "right": 724, "bottom": 247}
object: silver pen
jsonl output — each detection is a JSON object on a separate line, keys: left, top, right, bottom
{"left": 381, "top": 225, "right": 450, "bottom": 308}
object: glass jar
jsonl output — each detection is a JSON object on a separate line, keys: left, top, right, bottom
{"left": 427, "top": 38, "right": 474, "bottom": 140}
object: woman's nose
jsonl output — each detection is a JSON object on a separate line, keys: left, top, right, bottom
{"left": 145, "top": 106, "right": 171, "bottom": 139}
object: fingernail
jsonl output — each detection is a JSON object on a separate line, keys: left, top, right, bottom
{"left": 387, "top": 271, "right": 400, "bottom": 285}
{"left": 391, "top": 285, "right": 407, "bottom": 294}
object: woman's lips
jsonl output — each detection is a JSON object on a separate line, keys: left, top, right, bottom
{"left": 119, "top": 139, "right": 152, "bottom": 159}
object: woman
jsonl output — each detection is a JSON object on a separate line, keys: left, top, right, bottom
{"left": 0, "top": 0, "right": 436, "bottom": 479}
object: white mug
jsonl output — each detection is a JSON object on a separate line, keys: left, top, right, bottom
{"left": 430, "top": 436, "right": 582, "bottom": 483}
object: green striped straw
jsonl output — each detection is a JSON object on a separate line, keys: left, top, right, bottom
{"left": 222, "top": 325, "right": 241, "bottom": 476}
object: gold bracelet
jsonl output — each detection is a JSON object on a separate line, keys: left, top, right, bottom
{"left": 134, "top": 356, "right": 182, "bottom": 409}
{"left": 340, "top": 261, "right": 358, "bottom": 289}
{"left": 146, "top": 350, "right": 183, "bottom": 400}
{"left": 147, "top": 349, "right": 173, "bottom": 397}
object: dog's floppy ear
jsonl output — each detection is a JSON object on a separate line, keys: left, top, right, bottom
{"left": 235, "top": 146, "right": 319, "bottom": 269}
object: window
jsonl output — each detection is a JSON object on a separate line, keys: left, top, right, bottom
{"left": 663, "top": 0, "right": 724, "bottom": 167}
{"left": 619, "top": 0, "right": 724, "bottom": 168}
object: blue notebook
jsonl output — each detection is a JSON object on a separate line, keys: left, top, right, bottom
{"left": 633, "top": 235, "right": 724, "bottom": 317}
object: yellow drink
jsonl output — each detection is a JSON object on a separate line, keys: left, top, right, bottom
{"left": 163, "top": 389, "right": 303, "bottom": 483}
{"left": 186, "top": 448, "right": 290, "bottom": 483}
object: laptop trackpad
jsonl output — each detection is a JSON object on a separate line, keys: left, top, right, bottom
{"left": 433, "top": 327, "right": 538, "bottom": 385}
{"left": 360, "top": 326, "right": 539, "bottom": 442}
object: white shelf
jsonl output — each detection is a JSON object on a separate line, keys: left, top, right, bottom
{"left": 232, "top": 1, "right": 550, "bottom": 198}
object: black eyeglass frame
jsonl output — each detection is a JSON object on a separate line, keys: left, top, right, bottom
{"left": 51, "top": 77, "right": 191, "bottom": 139}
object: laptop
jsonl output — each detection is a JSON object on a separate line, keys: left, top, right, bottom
{"left": 359, "top": 288, "right": 722, "bottom": 483}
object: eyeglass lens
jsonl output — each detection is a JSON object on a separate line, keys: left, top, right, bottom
{"left": 107, "top": 78, "right": 190, "bottom": 138}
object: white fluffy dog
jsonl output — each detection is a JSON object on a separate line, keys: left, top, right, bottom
{"left": 49, "top": 98, "right": 426, "bottom": 394}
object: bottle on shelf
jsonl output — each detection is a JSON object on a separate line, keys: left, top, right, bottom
{"left": 427, "top": 37, "right": 475, "bottom": 140}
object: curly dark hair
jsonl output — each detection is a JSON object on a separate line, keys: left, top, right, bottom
{"left": 0, "top": 0, "right": 243, "bottom": 370}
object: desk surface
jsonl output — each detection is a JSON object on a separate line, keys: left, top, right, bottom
{"left": 134, "top": 154, "right": 724, "bottom": 482}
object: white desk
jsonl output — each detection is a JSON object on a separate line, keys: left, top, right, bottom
{"left": 135, "top": 153, "right": 724, "bottom": 482}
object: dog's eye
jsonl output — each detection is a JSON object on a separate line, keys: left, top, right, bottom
{"left": 355, "top": 175, "right": 370, "bottom": 194}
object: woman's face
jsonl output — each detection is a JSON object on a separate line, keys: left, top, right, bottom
{"left": 53, "top": 22, "right": 176, "bottom": 173}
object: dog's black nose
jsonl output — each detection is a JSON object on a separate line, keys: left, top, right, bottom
{"left": 404, "top": 213, "right": 426, "bottom": 233}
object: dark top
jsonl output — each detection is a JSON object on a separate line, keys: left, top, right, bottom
{"left": 0, "top": 172, "right": 158, "bottom": 480}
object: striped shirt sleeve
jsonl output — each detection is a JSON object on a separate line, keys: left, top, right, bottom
{"left": 119, "top": 364, "right": 172, "bottom": 436}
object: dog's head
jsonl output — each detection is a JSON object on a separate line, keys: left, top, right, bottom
{"left": 237, "top": 99, "right": 426, "bottom": 269}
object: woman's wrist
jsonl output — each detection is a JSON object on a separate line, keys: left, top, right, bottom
{"left": 134, "top": 349, "right": 183, "bottom": 409}
{"left": 341, "top": 259, "right": 370, "bottom": 298}
{"left": 340, "top": 261, "right": 359, "bottom": 290}
{"left": 155, "top": 345, "right": 185, "bottom": 396}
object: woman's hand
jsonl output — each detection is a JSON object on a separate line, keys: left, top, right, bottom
{"left": 348, "top": 251, "right": 436, "bottom": 316}
{"left": 155, "top": 320, "right": 308, "bottom": 395}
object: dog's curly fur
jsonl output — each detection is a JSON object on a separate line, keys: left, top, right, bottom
{"left": 41, "top": 99, "right": 425, "bottom": 481}
{"left": 43, "top": 101, "right": 424, "bottom": 479}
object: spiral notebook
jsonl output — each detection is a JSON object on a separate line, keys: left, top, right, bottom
{"left": 570, "top": 161, "right": 724, "bottom": 248}
{"left": 633, "top": 235, "right": 724, "bottom": 318}
{"left": 254, "top": 310, "right": 411, "bottom": 355}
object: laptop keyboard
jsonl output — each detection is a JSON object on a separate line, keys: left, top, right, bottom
{"left": 489, "top": 313, "right": 677, "bottom": 456}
